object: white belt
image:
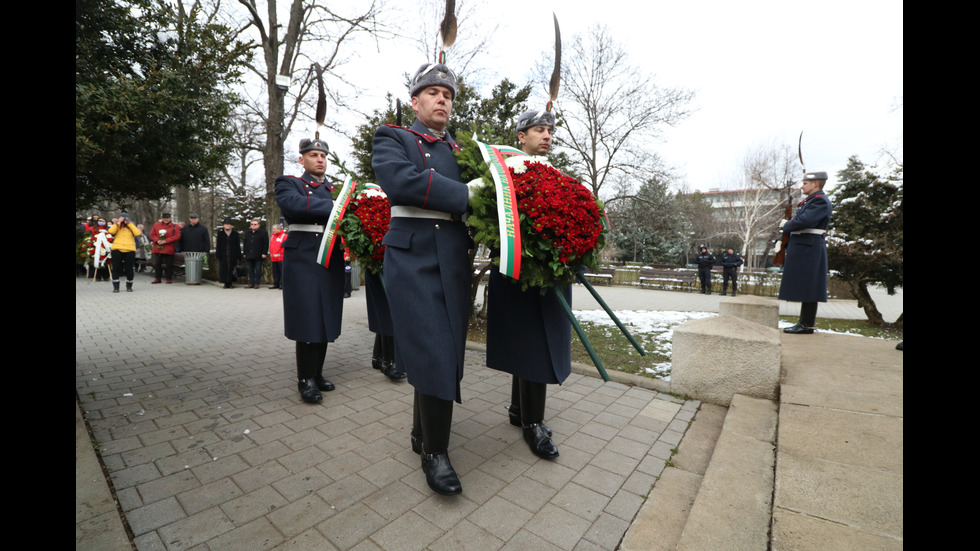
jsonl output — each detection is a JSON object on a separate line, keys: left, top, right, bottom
{"left": 288, "top": 223, "right": 325, "bottom": 233}
{"left": 390, "top": 205, "right": 455, "bottom": 221}
{"left": 791, "top": 228, "right": 826, "bottom": 235}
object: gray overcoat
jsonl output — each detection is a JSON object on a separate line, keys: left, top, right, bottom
{"left": 778, "top": 190, "right": 833, "bottom": 303}
{"left": 372, "top": 120, "right": 471, "bottom": 402}
{"left": 275, "top": 172, "right": 346, "bottom": 343}
{"left": 486, "top": 267, "right": 572, "bottom": 385}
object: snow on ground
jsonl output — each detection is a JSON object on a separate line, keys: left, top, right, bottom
{"left": 572, "top": 310, "right": 883, "bottom": 381}
{"left": 572, "top": 310, "right": 716, "bottom": 380}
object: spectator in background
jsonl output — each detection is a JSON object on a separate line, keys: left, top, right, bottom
{"left": 180, "top": 213, "right": 211, "bottom": 254}
{"left": 268, "top": 224, "right": 286, "bottom": 289}
{"left": 216, "top": 218, "right": 242, "bottom": 289}
{"left": 108, "top": 212, "right": 142, "bottom": 292}
{"left": 150, "top": 212, "right": 181, "bottom": 284}
{"left": 695, "top": 246, "right": 716, "bottom": 294}
{"left": 134, "top": 224, "right": 149, "bottom": 272}
{"left": 721, "top": 247, "right": 743, "bottom": 297}
{"left": 242, "top": 219, "right": 269, "bottom": 289}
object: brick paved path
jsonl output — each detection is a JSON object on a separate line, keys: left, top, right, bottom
{"left": 76, "top": 274, "right": 695, "bottom": 550}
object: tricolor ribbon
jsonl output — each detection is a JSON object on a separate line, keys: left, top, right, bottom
{"left": 93, "top": 232, "right": 113, "bottom": 268}
{"left": 474, "top": 136, "right": 526, "bottom": 280}
{"left": 317, "top": 175, "right": 357, "bottom": 268}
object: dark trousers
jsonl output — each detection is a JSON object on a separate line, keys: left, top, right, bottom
{"left": 111, "top": 250, "right": 136, "bottom": 282}
{"left": 247, "top": 258, "right": 263, "bottom": 286}
{"left": 155, "top": 254, "right": 174, "bottom": 280}
{"left": 272, "top": 261, "right": 282, "bottom": 288}
{"left": 722, "top": 269, "right": 737, "bottom": 293}
{"left": 698, "top": 267, "right": 711, "bottom": 292}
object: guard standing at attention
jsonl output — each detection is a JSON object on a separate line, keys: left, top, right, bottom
{"left": 779, "top": 171, "right": 833, "bottom": 334}
{"left": 275, "top": 137, "right": 346, "bottom": 402}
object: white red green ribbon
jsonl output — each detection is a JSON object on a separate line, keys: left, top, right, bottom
{"left": 475, "top": 137, "right": 526, "bottom": 280}
{"left": 93, "top": 231, "right": 113, "bottom": 268}
{"left": 317, "top": 175, "right": 356, "bottom": 268}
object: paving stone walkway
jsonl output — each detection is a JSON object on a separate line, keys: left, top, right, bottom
{"left": 76, "top": 274, "right": 698, "bottom": 550}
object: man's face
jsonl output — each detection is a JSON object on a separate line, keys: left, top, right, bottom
{"left": 189, "top": 217, "right": 199, "bottom": 226}
{"left": 519, "top": 125, "right": 553, "bottom": 156}
{"left": 250, "top": 221, "right": 260, "bottom": 231}
{"left": 162, "top": 216, "right": 171, "bottom": 225}
{"left": 801, "top": 179, "right": 823, "bottom": 196}
{"left": 300, "top": 150, "right": 327, "bottom": 177}
{"left": 412, "top": 86, "right": 453, "bottom": 131}
{"left": 223, "top": 224, "right": 233, "bottom": 231}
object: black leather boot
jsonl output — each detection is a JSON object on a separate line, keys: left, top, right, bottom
{"left": 126, "top": 281, "right": 133, "bottom": 292}
{"left": 382, "top": 360, "right": 407, "bottom": 381}
{"left": 371, "top": 334, "right": 383, "bottom": 370}
{"left": 296, "top": 342, "right": 328, "bottom": 400}
{"left": 520, "top": 380, "right": 558, "bottom": 459}
{"left": 783, "top": 323, "right": 814, "bottom": 334}
{"left": 421, "top": 451, "right": 462, "bottom": 496}
{"left": 112, "top": 281, "right": 120, "bottom": 293}
{"left": 509, "top": 377, "right": 551, "bottom": 435}
{"left": 298, "top": 378, "right": 322, "bottom": 403}
{"left": 411, "top": 392, "right": 422, "bottom": 454}
{"left": 523, "top": 423, "right": 559, "bottom": 459}
{"left": 418, "top": 392, "right": 460, "bottom": 495}
{"left": 312, "top": 342, "right": 334, "bottom": 391}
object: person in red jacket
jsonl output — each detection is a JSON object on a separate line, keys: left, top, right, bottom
{"left": 268, "top": 224, "right": 286, "bottom": 289}
{"left": 150, "top": 212, "right": 181, "bottom": 284}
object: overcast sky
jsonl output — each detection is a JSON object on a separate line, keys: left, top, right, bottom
{"left": 304, "top": 0, "right": 903, "bottom": 193}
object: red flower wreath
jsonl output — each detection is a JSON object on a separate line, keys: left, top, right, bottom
{"left": 467, "top": 153, "right": 606, "bottom": 290}
{"left": 338, "top": 184, "right": 390, "bottom": 275}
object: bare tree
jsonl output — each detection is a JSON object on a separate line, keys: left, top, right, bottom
{"left": 405, "top": 0, "right": 498, "bottom": 83}
{"left": 716, "top": 185, "right": 783, "bottom": 268}
{"left": 537, "top": 24, "right": 694, "bottom": 204}
{"left": 739, "top": 140, "right": 803, "bottom": 265}
{"left": 233, "top": 0, "right": 384, "bottom": 224}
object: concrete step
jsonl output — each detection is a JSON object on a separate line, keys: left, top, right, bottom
{"left": 621, "top": 395, "right": 777, "bottom": 551}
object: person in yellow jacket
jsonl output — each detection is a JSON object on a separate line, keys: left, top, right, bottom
{"left": 108, "top": 212, "right": 143, "bottom": 293}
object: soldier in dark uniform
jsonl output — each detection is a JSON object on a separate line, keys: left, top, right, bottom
{"left": 695, "top": 246, "right": 715, "bottom": 294}
{"left": 721, "top": 248, "right": 743, "bottom": 296}
{"left": 779, "top": 171, "right": 833, "bottom": 334}
{"left": 274, "top": 138, "right": 346, "bottom": 402}
{"left": 372, "top": 62, "right": 482, "bottom": 496}
{"left": 486, "top": 109, "right": 568, "bottom": 460}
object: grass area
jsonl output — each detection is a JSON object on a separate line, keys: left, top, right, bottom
{"left": 468, "top": 313, "right": 903, "bottom": 382}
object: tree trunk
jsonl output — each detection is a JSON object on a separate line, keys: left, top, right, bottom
{"left": 847, "top": 279, "right": 884, "bottom": 325}
{"left": 264, "top": 82, "right": 285, "bottom": 226}
{"left": 175, "top": 186, "right": 190, "bottom": 223}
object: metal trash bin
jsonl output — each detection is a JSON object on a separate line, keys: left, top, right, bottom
{"left": 184, "top": 252, "right": 206, "bottom": 285}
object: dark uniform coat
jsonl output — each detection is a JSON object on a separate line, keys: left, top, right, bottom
{"left": 274, "top": 172, "right": 346, "bottom": 343}
{"left": 696, "top": 251, "right": 715, "bottom": 287}
{"left": 486, "top": 267, "right": 572, "bottom": 385}
{"left": 216, "top": 229, "right": 241, "bottom": 283}
{"left": 364, "top": 271, "right": 393, "bottom": 336}
{"left": 778, "top": 190, "right": 832, "bottom": 303}
{"left": 372, "top": 120, "right": 471, "bottom": 403}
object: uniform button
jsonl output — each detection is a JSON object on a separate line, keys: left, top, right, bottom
{"left": 435, "top": 224, "right": 440, "bottom": 229}
{"left": 425, "top": 153, "right": 431, "bottom": 158}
